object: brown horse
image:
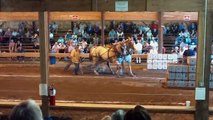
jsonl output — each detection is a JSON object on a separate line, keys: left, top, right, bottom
{"left": 89, "top": 38, "right": 136, "bottom": 77}
{"left": 89, "top": 43, "right": 121, "bottom": 75}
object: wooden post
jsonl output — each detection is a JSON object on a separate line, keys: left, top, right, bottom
{"left": 101, "top": 11, "right": 105, "bottom": 46}
{"left": 158, "top": 12, "right": 163, "bottom": 53}
{"left": 195, "top": 0, "right": 212, "bottom": 119}
{"left": 39, "top": 11, "right": 49, "bottom": 118}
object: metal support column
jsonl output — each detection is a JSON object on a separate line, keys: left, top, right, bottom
{"left": 195, "top": 0, "right": 212, "bottom": 119}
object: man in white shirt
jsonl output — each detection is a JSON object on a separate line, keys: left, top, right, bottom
{"left": 134, "top": 40, "right": 143, "bottom": 63}
{"left": 149, "top": 39, "right": 158, "bottom": 54}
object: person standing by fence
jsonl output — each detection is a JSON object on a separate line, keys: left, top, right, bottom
{"left": 70, "top": 45, "right": 81, "bottom": 75}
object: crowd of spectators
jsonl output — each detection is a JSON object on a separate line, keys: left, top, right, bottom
{"left": 0, "top": 21, "right": 39, "bottom": 53}
{"left": 7, "top": 99, "right": 151, "bottom": 120}
{"left": 50, "top": 21, "right": 160, "bottom": 60}
{"left": 0, "top": 21, "right": 198, "bottom": 59}
{"left": 165, "top": 22, "right": 198, "bottom": 60}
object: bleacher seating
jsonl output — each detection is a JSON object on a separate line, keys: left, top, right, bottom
{"left": 0, "top": 42, "right": 36, "bottom": 53}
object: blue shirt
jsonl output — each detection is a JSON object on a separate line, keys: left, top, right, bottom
{"left": 183, "top": 49, "right": 195, "bottom": 57}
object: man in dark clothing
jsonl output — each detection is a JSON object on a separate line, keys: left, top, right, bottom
{"left": 182, "top": 45, "right": 195, "bottom": 64}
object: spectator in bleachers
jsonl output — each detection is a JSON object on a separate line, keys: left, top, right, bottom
{"left": 132, "top": 28, "right": 139, "bottom": 42}
{"left": 16, "top": 43, "right": 25, "bottom": 63}
{"left": 68, "top": 40, "right": 75, "bottom": 53}
{"left": 94, "top": 23, "right": 101, "bottom": 35}
{"left": 151, "top": 28, "right": 158, "bottom": 41}
{"left": 49, "top": 31, "right": 54, "bottom": 46}
{"left": 142, "top": 41, "right": 149, "bottom": 54}
{"left": 51, "top": 22, "right": 58, "bottom": 34}
{"left": 163, "top": 24, "right": 170, "bottom": 36}
{"left": 82, "top": 32, "right": 90, "bottom": 42}
{"left": 58, "top": 42, "right": 65, "bottom": 53}
{"left": 86, "top": 24, "right": 94, "bottom": 35}
{"left": 185, "top": 36, "right": 192, "bottom": 45}
{"left": 149, "top": 39, "right": 158, "bottom": 54}
{"left": 188, "top": 22, "right": 197, "bottom": 35}
{"left": 182, "top": 44, "right": 195, "bottom": 64}
{"left": 25, "top": 30, "right": 31, "bottom": 41}
{"left": 124, "top": 105, "right": 151, "bottom": 120}
{"left": 52, "top": 42, "right": 59, "bottom": 53}
{"left": 77, "top": 32, "right": 83, "bottom": 42}
{"left": 4, "top": 27, "right": 12, "bottom": 43}
{"left": 178, "top": 22, "right": 186, "bottom": 32}
{"left": 183, "top": 29, "right": 190, "bottom": 38}
{"left": 57, "top": 36, "right": 65, "bottom": 44}
{"left": 79, "top": 22, "right": 86, "bottom": 35}
{"left": 170, "top": 23, "right": 179, "bottom": 36}
{"left": 171, "top": 46, "right": 179, "bottom": 54}
{"left": 191, "top": 33, "right": 197, "bottom": 45}
{"left": 146, "top": 29, "right": 152, "bottom": 42}
{"left": 15, "top": 40, "right": 22, "bottom": 52}
{"left": 11, "top": 29, "right": 19, "bottom": 42}
{"left": 9, "top": 40, "right": 16, "bottom": 53}
{"left": 137, "top": 30, "right": 144, "bottom": 41}
{"left": 18, "top": 22, "right": 27, "bottom": 33}
{"left": 80, "top": 38, "right": 88, "bottom": 53}
{"left": 109, "top": 29, "right": 117, "bottom": 44}
{"left": 18, "top": 28, "right": 25, "bottom": 42}
{"left": 143, "top": 25, "right": 150, "bottom": 33}
{"left": 117, "top": 29, "right": 124, "bottom": 42}
{"left": 93, "top": 33, "right": 100, "bottom": 46}
{"left": 71, "top": 33, "right": 78, "bottom": 44}
{"left": 9, "top": 100, "right": 43, "bottom": 120}
{"left": 64, "top": 31, "right": 72, "bottom": 42}
{"left": 150, "top": 21, "right": 158, "bottom": 31}
{"left": 111, "top": 109, "right": 126, "bottom": 120}
{"left": 73, "top": 22, "right": 79, "bottom": 35}
{"left": 32, "top": 33, "right": 40, "bottom": 52}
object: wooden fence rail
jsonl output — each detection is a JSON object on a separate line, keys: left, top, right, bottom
{"left": 0, "top": 53, "right": 148, "bottom": 59}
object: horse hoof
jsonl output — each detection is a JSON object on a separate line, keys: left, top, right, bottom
{"left": 94, "top": 71, "right": 99, "bottom": 75}
{"left": 133, "top": 75, "right": 137, "bottom": 78}
{"left": 116, "top": 74, "right": 121, "bottom": 78}
{"left": 130, "top": 74, "right": 136, "bottom": 77}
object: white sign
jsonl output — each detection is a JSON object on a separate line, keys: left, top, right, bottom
{"left": 184, "top": 15, "right": 191, "bottom": 21}
{"left": 195, "top": 87, "right": 206, "bottom": 100}
{"left": 39, "top": 84, "right": 48, "bottom": 96}
{"left": 115, "top": 1, "right": 128, "bottom": 12}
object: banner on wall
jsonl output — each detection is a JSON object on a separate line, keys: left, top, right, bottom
{"left": 115, "top": 1, "right": 128, "bottom": 12}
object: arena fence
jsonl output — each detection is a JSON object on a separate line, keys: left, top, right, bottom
{"left": 0, "top": 100, "right": 213, "bottom": 114}
{"left": 0, "top": 52, "right": 148, "bottom": 59}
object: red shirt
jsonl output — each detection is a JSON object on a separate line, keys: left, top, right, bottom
{"left": 151, "top": 23, "right": 158, "bottom": 29}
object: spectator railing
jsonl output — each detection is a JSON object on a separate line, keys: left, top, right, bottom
{"left": 0, "top": 52, "right": 148, "bottom": 59}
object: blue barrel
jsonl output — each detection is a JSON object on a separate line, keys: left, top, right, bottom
{"left": 50, "top": 51, "right": 56, "bottom": 64}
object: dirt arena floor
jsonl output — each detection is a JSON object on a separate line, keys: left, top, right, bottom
{"left": 0, "top": 62, "right": 212, "bottom": 120}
